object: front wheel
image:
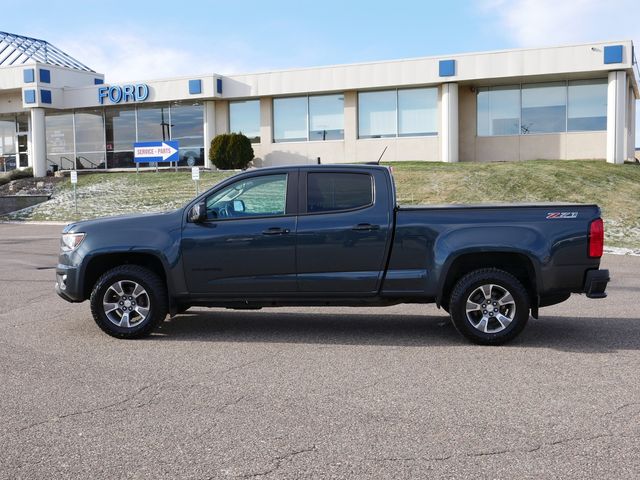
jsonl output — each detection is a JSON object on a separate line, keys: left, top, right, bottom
{"left": 90, "top": 265, "right": 168, "bottom": 339}
{"left": 449, "top": 268, "right": 530, "bottom": 345}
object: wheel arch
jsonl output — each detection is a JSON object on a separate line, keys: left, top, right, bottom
{"left": 82, "top": 251, "right": 170, "bottom": 301}
{"left": 438, "top": 251, "right": 539, "bottom": 315}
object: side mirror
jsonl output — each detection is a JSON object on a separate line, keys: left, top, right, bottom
{"left": 232, "top": 199, "right": 245, "bottom": 213}
{"left": 189, "top": 201, "right": 207, "bottom": 223}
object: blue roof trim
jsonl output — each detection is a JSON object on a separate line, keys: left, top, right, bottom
{"left": 439, "top": 59, "right": 456, "bottom": 77}
{"left": 23, "top": 68, "right": 34, "bottom": 83}
{"left": 94, "top": 78, "right": 104, "bottom": 85}
{"left": 24, "top": 89, "right": 36, "bottom": 104}
{"left": 604, "top": 45, "right": 623, "bottom": 64}
{"left": 40, "top": 89, "right": 52, "bottom": 104}
{"left": 188, "top": 79, "right": 202, "bottom": 94}
{"left": 39, "top": 68, "right": 51, "bottom": 83}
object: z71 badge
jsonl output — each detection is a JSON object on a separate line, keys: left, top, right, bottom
{"left": 546, "top": 212, "right": 578, "bottom": 219}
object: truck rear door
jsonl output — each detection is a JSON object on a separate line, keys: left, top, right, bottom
{"left": 296, "top": 168, "right": 393, "bottom": 293}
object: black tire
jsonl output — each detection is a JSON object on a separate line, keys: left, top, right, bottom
{"left": 90, "top": 265, "right": 168, "bottom": 339}
{"left": 449, "top": 268, "right": 529, "bottom": 345}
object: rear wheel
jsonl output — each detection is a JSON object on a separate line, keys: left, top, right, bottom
{"left": 90, "top": 265, "right": 167, "bottom": 339}
{"left": 449, "top": 268, "right": 529, "bottom": 345}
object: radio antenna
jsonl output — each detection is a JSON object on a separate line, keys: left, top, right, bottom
{"left": 376, "top": 146, "right": 388, "bottom": 165}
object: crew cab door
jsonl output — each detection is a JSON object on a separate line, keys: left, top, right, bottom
{"left": 181, "top": 171, "right": 297, "bottom": 295}
{"left": 296, "top": 168, "right": 393, "bottom": 293}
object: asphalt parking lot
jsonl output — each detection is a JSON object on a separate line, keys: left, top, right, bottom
{"left": 1, "top": 223, "right": 639, "bottom": 479}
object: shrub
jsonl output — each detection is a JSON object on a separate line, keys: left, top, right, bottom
{"left": 209, "top": 133, "right": 254, "bottom": 170}
{"left": 0, "top": 167, "right": 33, "bottom": 186}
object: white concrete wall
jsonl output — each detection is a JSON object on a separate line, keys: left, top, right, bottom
{"left": 225, "top": 41, "right": 637, "bottom": 98}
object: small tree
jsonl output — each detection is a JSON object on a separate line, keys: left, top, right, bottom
{"left": 209, "top": 133, "right": 254, "bottom": 170}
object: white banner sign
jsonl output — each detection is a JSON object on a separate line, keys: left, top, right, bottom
{"left": 191, "top": 167, "right": 200, "bottom": 181}
{"left": 70, "top": 171, "right": 78, "bottom": 184}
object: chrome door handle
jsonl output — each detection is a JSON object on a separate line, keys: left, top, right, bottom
{"left": 262, "top": 227, "right": 290, "bottom": 235}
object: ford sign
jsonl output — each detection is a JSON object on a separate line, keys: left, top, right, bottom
{"left": 98, "top": 84, "right": 149, "bottom": 104}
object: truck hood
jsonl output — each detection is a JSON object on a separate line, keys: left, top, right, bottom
{"left": 63, "top": 209, "right": 183, "bottom": 234}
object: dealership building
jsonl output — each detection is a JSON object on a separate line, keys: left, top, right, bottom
{"left": 0, "top": 31, "right": 638, "bottom": 177}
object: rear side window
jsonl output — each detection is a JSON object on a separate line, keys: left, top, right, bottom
{"left": 307, "top": 172, "right": 373, "bottom": 213}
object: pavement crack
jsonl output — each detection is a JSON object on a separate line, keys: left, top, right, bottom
{"left": 191, "top": 394, "right": 250, "bottom": 442}
{"left": 605, "top": 401, "right": 640, "bottom": 416}
{"left": 367, "top": 433, "right": 635, "bottom": 465}
{"left": 16, "top": 380, "right": 168, "bottom": 433}
{"left": 239, "top": 445, "right": 317, "bottom": 478}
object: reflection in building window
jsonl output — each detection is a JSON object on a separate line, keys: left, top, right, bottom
{"left": 230, "top": 100, "right": 260, "bottom": 143}
{"left": 273, "top": 97, "right": 308, "bottom": 142}
{"left": 358, "top": 88, "right": 438, "bottom": 138}
{"left": 568, "top": 79, "right": 607, "bottom": 131}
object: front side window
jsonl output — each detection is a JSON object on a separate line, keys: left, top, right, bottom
{"left": 206, "top": 174, "right": 287, "bottom": 219}
{"left": 307, "top": 173, "right": 373, "bottom": 213}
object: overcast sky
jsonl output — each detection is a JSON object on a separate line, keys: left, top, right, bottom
{"left": 2, "top": 0, "right": 639, "bottom": 144}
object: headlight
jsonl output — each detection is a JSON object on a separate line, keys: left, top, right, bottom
{"left": 61, "top": 233, "right": 85, "bottom": 252}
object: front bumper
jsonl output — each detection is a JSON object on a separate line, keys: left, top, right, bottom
{"left": 55, "top": 264, "right": 84, "bottom": 303}
{"left": 583, "top": 269, "right": 610, "bottom": 299}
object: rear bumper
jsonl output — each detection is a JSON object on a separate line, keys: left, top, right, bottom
{"left": 583, "top": 269, "right": 610, "bottom": 299}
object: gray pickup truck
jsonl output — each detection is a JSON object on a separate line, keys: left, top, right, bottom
{"left": 56, "top": 164, "right": 609, "bottom": 345}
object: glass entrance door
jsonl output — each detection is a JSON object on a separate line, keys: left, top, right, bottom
{"left": 0, "top": 116, "right": 17, "bottom": 173}
{"left": 16, "top": 113, "right": 29, "bottom": 169}
{"left": 17, "top": 134, "right": 29, "bottom": 168}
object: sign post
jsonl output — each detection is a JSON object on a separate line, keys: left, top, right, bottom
{"left": 70, "top": 170, "right": 78, "bottom": 214}
{"left": 133, "top": 141, "right": 179, "bottom": 170}
{"left": 192, "top": 166, "right": 200, "bottom": 196}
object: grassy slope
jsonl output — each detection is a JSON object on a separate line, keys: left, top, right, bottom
{"left": 389, "top": 160, "right": 640, "bottom": 248}
{"left": 3, "top": 160, "right": 639, "bottom": 248}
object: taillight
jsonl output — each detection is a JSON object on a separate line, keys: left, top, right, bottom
{"left": 588, "top": 218, "right": 604, "bottom": 258}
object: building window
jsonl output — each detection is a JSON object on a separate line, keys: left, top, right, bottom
{"left": 230, "top": 100, "right": 260, "bottom": 143}
{"left": 105, "top": 107, "right": 136, "bottom": 168}
{"left": 476, "top": 86, "right": 520, "bottom": 136}
{"left": 358, "top": 88, "right": 438, "bottom": 138}
{"left": 398, "top": 88, "right": 438, "bottom": 136}
{"left": 170, "top": 102, "right": 204, "bottom": 166}
{"left": 358, "top": 90, "right": 396, "bottom": 138}
{"left": 477, "top": 80, "right": 607, "bottom": 136}
{"left": 0, "top": 115, "right": 17, "bottom": 172}
{"left": 137, "top": 105, "right": 171, "bottom": 142}
{"left": 567, "top": 79, "right": 607, "bottom": 131}
{"left": 309, "top": 94, "right": 344, "bottom": 140}
{"left": 273, "top": 94, "right": 345, "bottom": 143}
{"left": 45, "top": 111, "right": 75, "bottom": 171}
{"left": 273, "top": 97, "right": 308, "bottom": 142}
{"left": 74, "top": 108, "right": 105, "bottom": 169}
{"left": 521, "top": 82, "right": 567, "bottom": 134}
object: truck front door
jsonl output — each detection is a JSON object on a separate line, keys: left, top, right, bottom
{"left": 181, "top": 172, "right": 297, "bottom": 295}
